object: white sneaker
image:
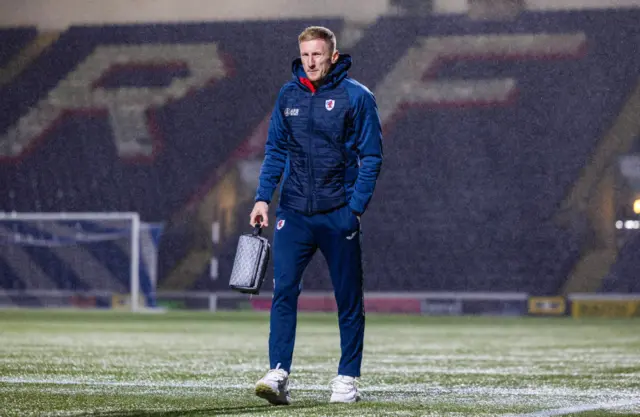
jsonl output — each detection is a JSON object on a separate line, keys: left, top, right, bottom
{"left": 255, "top": 367, "right": 291, "bottom": 405}
{"left": 329, "top": 375, "right": 361, "bottom": 403}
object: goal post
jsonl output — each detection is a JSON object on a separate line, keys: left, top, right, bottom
{"left": 0, "top": 212, "right": 160, "bottom": 312}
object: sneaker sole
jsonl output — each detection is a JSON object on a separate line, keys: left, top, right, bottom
{"left": 255, "top": 382, "right": 290, "bottom": 405}
{"left": 330, "top": 394, "right": 361, "bottom": 404}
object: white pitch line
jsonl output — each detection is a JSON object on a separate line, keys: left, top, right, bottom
{"left": 1, "top": 377, "right": 639, "bottom": 399}
{"left": 509, "top": 400, "right": 640, "bottom": 417}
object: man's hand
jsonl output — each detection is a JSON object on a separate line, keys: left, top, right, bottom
{"left": 250, "top": 201, "right": 269, "bottom": 227}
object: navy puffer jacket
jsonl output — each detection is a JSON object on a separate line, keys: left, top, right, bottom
{"left": 255, "top": 54, "right": 383, "bottom": 216}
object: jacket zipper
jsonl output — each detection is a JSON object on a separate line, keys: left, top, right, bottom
{"left": 307, "top": 91, "right": 315, "bottom": 214}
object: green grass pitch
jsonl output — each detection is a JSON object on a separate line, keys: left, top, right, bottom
{"left": 1, "top": 309, "right": 639, "bottom": 416}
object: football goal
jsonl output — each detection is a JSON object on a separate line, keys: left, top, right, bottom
{"left": 0, "top": 212, "right": 162, "bottom": 312}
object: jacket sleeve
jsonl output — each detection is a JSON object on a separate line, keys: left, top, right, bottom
{"left": 348, "top": 89, "right": 384, "bottom": 215}
{"left": 255, "top": 89, "right": 288, "bottom": 204}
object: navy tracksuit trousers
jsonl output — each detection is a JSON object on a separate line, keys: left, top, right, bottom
{"left": 269, "top": 203, "right": 364, "bottom": 377}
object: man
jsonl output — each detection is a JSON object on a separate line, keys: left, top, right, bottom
{"left": 249, "top": 26, "right": 383, "bottom": 405}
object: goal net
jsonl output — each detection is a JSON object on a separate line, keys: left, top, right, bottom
{"left": 0, "top": 212, "right": 162, "bottom": 312}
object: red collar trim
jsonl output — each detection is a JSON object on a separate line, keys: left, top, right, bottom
{"left": 299, "top": 77, "right": 316, "bottom": 93}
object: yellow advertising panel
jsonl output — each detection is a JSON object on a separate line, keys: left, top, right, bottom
{"left": 528, "top": 297, "right": 566, "bottom": 315}
{"left": 571, "top": 300, "right": 640, "bottom": 318}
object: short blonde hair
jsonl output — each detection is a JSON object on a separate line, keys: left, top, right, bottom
{"left": 298, "top": 26, "right": 337, "bottom": 53}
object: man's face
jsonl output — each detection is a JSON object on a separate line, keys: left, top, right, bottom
{"left": 299, "top": 39, "right": 339, "bottom": 86}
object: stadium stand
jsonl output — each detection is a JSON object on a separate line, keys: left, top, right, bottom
{"left": 1, "top": 10, "right": 639, "bottom": 295}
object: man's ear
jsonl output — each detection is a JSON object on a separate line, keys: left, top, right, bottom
{"left": 331, "top": 49, "right": 339, "bottom": 64}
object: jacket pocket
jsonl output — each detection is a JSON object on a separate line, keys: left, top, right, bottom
{"left": 341, "top": 204, "right": 360, "bottom": 233}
